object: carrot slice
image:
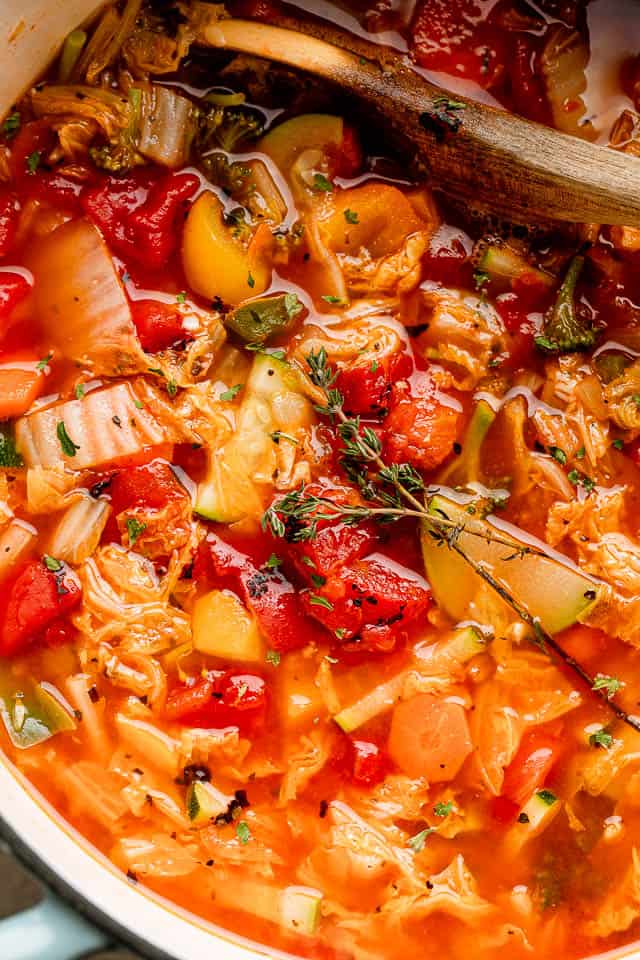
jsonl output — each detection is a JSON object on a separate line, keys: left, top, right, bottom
{"left": 0, "top": 359, "right": 44, "bottom": 419}
{"left": 388, "top": 693, "right": 473, "bottom": 782}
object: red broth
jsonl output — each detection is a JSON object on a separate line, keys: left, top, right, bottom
{"left": 1, "top": 1, "right": 640, "bottom": 958}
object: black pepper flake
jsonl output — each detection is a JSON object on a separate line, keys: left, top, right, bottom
{"left": 319, "top": 800, "right": 328, "bottom": 819}
{"left": 453, "top": 442, "right": 462, "bottom": 455}
{"left": 178, "top": 763, "right": 211, "bottom": 786}
{"left": 234, "top": 789, "right": 250, "bottom": 809}
{"left": 112, "top": 415, "right": 122, "bottom": 428}
{"left": 206, "top": 859, "right": 214, "bottom": 867}
{"left": 517, "top": 812, "right": 530, "bottom": 824}
{"left": 90, "top": 477, "right": 113, "bottom": 498}
{"left": 88, "top": 685, "right": 99, "bottom": 703}
{"left": 127, "top": 870, "right": 138, "bottom": 883}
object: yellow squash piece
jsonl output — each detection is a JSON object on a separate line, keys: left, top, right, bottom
{"left": 192, "top": 589, "right": 265, "bottom": 663}
{"left": 182, "top": 191, "right": 272, "bottom": 305}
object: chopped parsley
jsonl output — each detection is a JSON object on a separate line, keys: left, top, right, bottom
{"left": 548, "top": 446, "right": 567, "bottom": 465}
{"left": 37, "top": 352, "right": 53, "bottom": 371}
{"left": 567, "top": 469, "right": 595, "bottom": 492}
{"left": 265, "top": 553, "right": 281, "bottom": 570}
{"left": 407, "top": 827, "right": 435, "bottom": 853}
{"left": 473, "top": 270, "right": 490, "bottom": 290}
{"left": 270, "top": 430, "right": 298, "bottom": 445}
{"left": 220, "top": 384, "right": 243, "bottom": 402}
{"left": 166, "top": 378, "right": 178, "bottom": 398}
{"left": 125, "top": 517, "right": 147, "bottom": 547}
{"left": 175, "top": 291, "right": 186, "bottom": 304}
{"left": 265, "top": 649, "right": 281, "bottom": 667}
{"left": 134, "top": 398, "right": 144, "bottom": 410}
{"left": 26, "top": 150, "right": 41, "bottom": 175}
{"left": 43, "top": 555, "right": 63, "bottom": 572}
{"left": 56, "top": 421, "right": 80, "bottom": 458}
{"left": 344, "top": 209, "right": 359, "bottom": 224}
{"left": 633, "top": 394, "right": 640, "bottom": 408}
{"left": 612, "top": 439, "right": 624, "bottom": 451}
{"left": 592, "top": 674, "right": 622, "bottom": 699}
{"left": 247, "top": 271, "right": 255, "bottom": 289}
{"left": 433, "top": 801, "right": 453, "bottom": 818}
{"left": 322, "top": 295, "right": 344, "bottom": 305}
{"left": 312, "top": 173, "right": 333, "bottom": 192}
{"left": 75, "top": 383, "right": 85, "bottom": 400}
{"left": 2, "top": 112, "right": 21, "bottom": 139}
{"left": 575, "top": 446, "right": 585, "bottom": 460}
{"left": 589, "top": 728, "right": 614, "bottom": 750}
{"left": 236, "top": 820, "right": 251, "bottom": 844}
{"left": 309, "top": 594, "right": 333, "bottom": 610}
{"left": 311, "top": 573, "right": 327, "bottom": 589}
{"left": 370, "top": 359, "right": 379, "bottom": 373}
{"left": 433, "top": 95, "right": 466, "bottom": 112}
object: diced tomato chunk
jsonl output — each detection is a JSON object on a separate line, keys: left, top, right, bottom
{"left": 501, "top": 730, "right": 563, "bottom": 807}
{"left": 336, "top": 350, "right": 412, "bottom": 417}
{"left": 280, "top": 480, "right": 377, "bottom": 580}
{"left": 81, "top": 170, "right": 199, "bottom": 270}
{"left": 204, "top": 533, "right": 322, "bottom": 653}
{"left": 0, "top": 559, "right": 82, "bottom": 657}
{"left": 329, "top": 124, "right": 363, "bottom": 179}
{"left": 383, "top": 375, "right": 461, "bottom": 473}
{"left": 410, "top": 0, "right": 506, "bottom": 89}
{"left": 350, "top": 739, "right": 389, "bottom": 786}
{"left": 0, "top": 272, "right": 31, "bottom": 322}
{"left": 43, "top": 617, "right": 78, "bottom": 648}
{"left": 301, "top": 556, "right": 431, "bottom": 654}
{"left": 422, "top": 226, "right": 472, "bottom": 288}
{"left": 8, "top": 120, "right": 88, "bottom": 210}
{"left": 509, "top": 34, "right": 550, "bottom": 125}
{"left": 165, "top": 671, "right": 267, "bottom": 732}
{"left": 100, "top": 460, "right": 187, "bottom": 544}
{"left": 130, "top": 299, "right": 192, "bottom": 353}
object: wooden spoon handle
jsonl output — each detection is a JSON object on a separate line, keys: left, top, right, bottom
{"left": 199, "top": 13, "right": 640, "bottom": 227}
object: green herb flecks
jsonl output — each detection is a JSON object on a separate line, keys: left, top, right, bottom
{"left": 56, "top": 421, "right": 80, "bottom": 458}
{"left": 220, "top": 384, "right": 243, "bottom": 402}
{"left": 125, "top": 517, "right": 147, "bottom": 547}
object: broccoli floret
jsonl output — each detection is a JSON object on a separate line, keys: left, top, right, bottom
{"left": 535, "top": 254, "right": 596, "bottom": 353}
{"left": 196, "top": 104, "right": 264, "bottom": 156}
{"left": 89, "top": 87, "right": 143, "bottom": 173}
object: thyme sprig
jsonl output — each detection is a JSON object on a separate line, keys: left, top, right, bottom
{"left": 262, "top": 349, "right": 640, "bottom": 736}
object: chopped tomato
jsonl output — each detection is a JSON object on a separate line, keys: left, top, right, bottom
{"left": 0, "top": 272, "right": 31, "bottom": 322}
{"left": 301, "top": 556, "right": 431, "bottom": 655}
{"left": 204, "top": 533, "right": 323, "bottom": 653}
{"left": 509, "top": 34, "right": 550, "bottom": 125}
{"left": 166, "top": 671, "right": 267, "bottom": 732}
{"left": 328, "top": 124, "right": 363, "bottom": 179}
{"left": 8, "top": 120, "right": 87, "bottom": 210}
{"left": 388, "top": 694, "right": 473, "bottom": 781}
{"left": 501, "top": 730, "right": 563, "bottom": 807}
{"left": 490, "top": 795, "right": 520, "bottom": 824}
{"left": 350, "top": 739, "right": 389, "bottom": 786}
{"left": 422, "top": 227, "right": 473, "bottom": 288}
{"left": 81, "top": 169, "right": 199, "bottom": 270}
{"left": 100, "top": 460, "right": 187, "bottom": 543}
{"left": 0, "top": 356, "right": 45, "bottom": 419}
{"left": 410, "top": 0, "right": 506, "bottom": 89}
{"left": 43, "top": 617, "right": 78, "bottom": 648}
{"left": 130, "top": 299, "right": 192, "bottom": 353}
{"left": 336, "top": 350, "right": 412, "bottom": 417}
{"left": 0, "top": 558, "right": 82, "bottom": 657}
{"left": 383, "top": 375, "right": 461, "bottom": 473}
{"left": 281, "top": 480, "right": 377, "bottom": 580}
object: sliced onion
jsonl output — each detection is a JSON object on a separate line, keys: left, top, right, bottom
{"left": 48, "top": 496, "right": 111, "bottom": 565}
{"left": 0, "top": 520, "right": 36, "bottom": 582}
{"left": 26, "top": 218, "right": 144, "bottom": 376}
{"left": 15, "top": 382, "right": 168, "bottom": 470}
{"left": 138, "top": 84, "right": 197, "bottom": 168}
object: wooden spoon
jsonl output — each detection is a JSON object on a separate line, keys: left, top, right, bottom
{"left": 197, "top": 9, "right": 640, "bottom": 227}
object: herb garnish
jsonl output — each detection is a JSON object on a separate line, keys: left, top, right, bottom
{"left": 37, "top": 353, "right": 53, "bottom": 371}
{"left": 126, "top": 517, "right": 147, "bottom": 547}
{"left": 26, "top": 150, "right": 41, "bottom": 175}
{"left": 220, "top": 384, "right": 243, "bottom": 401}
{"left": 56, "top": 421, "right": 80, "bottom": 458}
{"left": 592, "top": 675, "right": 622, "bottom": 699}
{"left": 43, "top": 555, "right": 63, "bottom": 572}
{"left": 407, "top": 827, "right": 436, "bottom": 853}
{"left": 312, "top": 173, "right": 333, "bottom": 192}
{"left": 236, "top": 821, "right": 251, "bottom": 844}
{"left": 344, "top": 209, "right": 359, "bottom": 224}
{"left": 265, "top": 649, "right": 281, "bottom": 666}
{"left": 589, "top": 728, "right": 614, "bottom": 750}
{"left": 2, "top": 112, "right": 21, "bottom": 139}
{"left": 433, "top": 801, "right": 453, "bottom": 818}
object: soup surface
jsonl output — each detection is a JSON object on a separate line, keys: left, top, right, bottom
{"left": 2, "top": 1, "right": 640, "bottom": 958}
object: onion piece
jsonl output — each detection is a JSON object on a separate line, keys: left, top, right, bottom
{"left": 138, "top": 84, "right": 198, "bottom": 168}
{"left": 541, "top": 25, "right": 596, "bottom": 140}
{"left": 48, "top": 496, "right": 111, "bottom": 565}
{"left": 15, "top": 382, "right": 168, "bottom": 470}
{"left": 0, "top": 520, "right": 36, "bottom": 582}
{"left": 26, "top": 219, "right": 145, "bottom": 376}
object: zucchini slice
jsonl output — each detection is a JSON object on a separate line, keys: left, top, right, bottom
{"left": 421, "top": 495, "right": 600, "bottom": 634}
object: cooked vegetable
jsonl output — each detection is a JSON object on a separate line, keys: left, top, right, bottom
{"left": 48, "top": 496, "right": 111, "bottom": 565}
{"left": 58, "top": 30, "right": 88, "bottom": 82}
{"left": 421, "top": 495, "right": 601, "bottom": 634}
{"left": 137, "top": 84, "right": 198, "bottom": 169}
{"left": 0, "top": 521, "right": 36, "bottom": 581}
{"left": 30, "top": 84, "right": 131, "bottom": 140}
{"left": 388, "top": 693, "right": 473, "bottom": 781}
{"left": 195, "top": 353, "right": 312, "bottom": 522}
{"left": 506, "top": 789, "right": 562, "bottom": 854}
{"left": 90, "top": 87, "right": 143, "bottom": 172}
{"left": 334, "top": 626, "right": 484, "bottom": 732}
{"left": 196, "top": 103, "right": 264, "bottom": 155}
{"left": 226, "top": 293, "right": 304, "bottom": 343}
{"left": 0, "top": 558, "right": 81, "bottom": 657}
{"left": 26, "top": 219, "right": 143, "bottom": 375}
{"left": 182, "top": 192, "right": 273, "bottom": 305}
{"left": 192, "top": 589, "right": 265, "bottom": 663}
{"left": 15, "top": 383, "right": 167, "bottom": 470}
{"left": 0, "top": 426, "right": 24, "bottom": 467}
{"left": 0, "top": 359, "right": 45, "bottom": 420}
{"left": 536, "top": 255, "right": 595, "bottom": 353}
{"left": 438, "top": 399, "right": 495, "bottom": 487}
{"left": 0, "top": 666, "right": 76, "bottom": 749}
{"left": 474, "top": 238, "right": 554, "bottom": 290}
{"left": 186, "top": 781, "right": 233, "bottom": 825}
{"left": 259, "top": 114, "right": 345, "bottom": 181}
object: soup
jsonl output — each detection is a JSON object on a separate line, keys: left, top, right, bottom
{"left": 1, "top": 1, "right": 640, "bottom": 958}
